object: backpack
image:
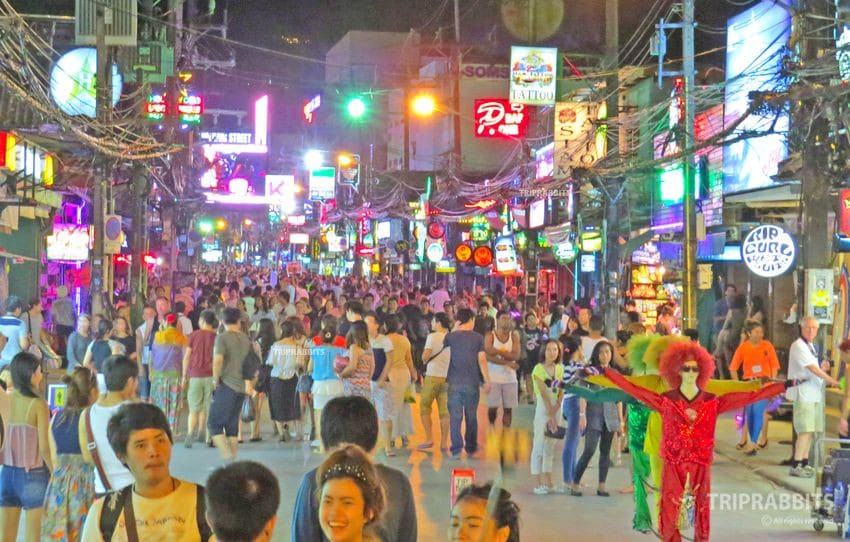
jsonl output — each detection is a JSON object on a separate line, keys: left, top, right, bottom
{"left": 99, "top": 484, "right": 212, "bottom": 541}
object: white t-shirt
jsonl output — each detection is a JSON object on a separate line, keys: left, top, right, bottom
{"left": 178, "top": 315, "right": 193, "bottom": 337}
{"left": 488, "top": 332, "right": 518, "bottom": 384}
{"left": 87, "top": 401, "right": 134, "bottom": 494}
{"left": 581, "top": 337, "right": 605, "bottom": 363}
{"left": 81, "top": 480, "right": 202, "bottom": 541}
{"left": 424, "top": 332, "right": 450, "bottom": 378}
{"left": 787, "top": 338, "right": 823, "bottom": 403}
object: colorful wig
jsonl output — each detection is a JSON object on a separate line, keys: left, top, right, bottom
{"left": 642, "top": 335, "right": 689, "bottom": 373}
{"left": 627, "top": 334, "right": 658, "bottom": 374}
{"left": 659, "top": 342, "right": 715, "bottom": 390}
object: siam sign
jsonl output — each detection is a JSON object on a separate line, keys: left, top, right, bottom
{"left": 474, "top": 99, "right": 529, "bottom": 139}
{"left": 741, "top": 224, "right": 795, "bottom": 278}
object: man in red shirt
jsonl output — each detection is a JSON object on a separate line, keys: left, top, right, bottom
{"left": 182, "top": 309, "right": 218, "bottom": 447}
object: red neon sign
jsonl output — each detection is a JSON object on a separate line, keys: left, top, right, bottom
{"left": 146, "top": 94, "right": 167, "bottom": 116}
{"left": 303, "top": 95, "right": 321, "bottom": 124}
{"left": 474, "top": 99, "right": 529, "bottom": 139}
{"left": 177, "top": 95, "right": 204, "bottom": 116}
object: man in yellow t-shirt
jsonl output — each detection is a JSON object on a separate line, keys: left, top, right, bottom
{"left": 81, "top": 403, "right": 212, "bottom": 541}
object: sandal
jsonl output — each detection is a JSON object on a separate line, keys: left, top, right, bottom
{"left": 417, "top": 442, "right": 434, "bottom": 450}
{"left": 758, "top": 439, "right": 769, "bottom": 449}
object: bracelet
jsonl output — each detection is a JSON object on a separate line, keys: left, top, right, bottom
{"left": 579, "top": 413, "right": 586, "bottom": 417}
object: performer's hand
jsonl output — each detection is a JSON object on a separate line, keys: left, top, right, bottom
{"left": 582, "top": 366, "right": 600, "bottom": 376}
{"left": 839, "top": 418, "right": 849, "bottom": 437}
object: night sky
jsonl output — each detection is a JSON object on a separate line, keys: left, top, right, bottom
{"left": 11, "top": 0, "right": 742, "bottom": 121}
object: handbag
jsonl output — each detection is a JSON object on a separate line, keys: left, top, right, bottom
{"left": 403, "top": 382, "right": 416, "bottom": 404}
{"left": 544, "top": 418, "right": 566, "bottom": 439}
{"left": 240, "top": 395, "right": 257, "bottom": 423}
{"left": 333, "top": 354, "right": 349, "bottom": 374}
{"left": 296, "top": 373, "right": 314, "bottom": 394}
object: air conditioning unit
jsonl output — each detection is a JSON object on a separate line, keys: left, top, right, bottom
{"left": 75, "top": 0, "right": 137, "bottom": 47}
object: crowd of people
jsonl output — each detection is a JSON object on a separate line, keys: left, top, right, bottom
{"left": 0, "top": 266, "right": 841, "bottom": 540}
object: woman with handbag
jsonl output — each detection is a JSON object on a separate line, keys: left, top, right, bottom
{"left": 530, "top": 340, "right": 565, "bottom": 495}
{"left": 571, "top": 341, "right": 623, "bottom": 497}
{"left": 267, "top": 319, "right": 306, "bottom": 442}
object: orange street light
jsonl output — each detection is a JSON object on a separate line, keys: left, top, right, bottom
{"left": 411, "top": 94, "right": 437, "bottom": 117}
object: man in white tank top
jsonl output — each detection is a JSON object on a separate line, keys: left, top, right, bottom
{"left": 83, "top": 355, "right": 138, "bottom": 495}
{"left": 485, "top": 311, "right": 521, "bottom": 428}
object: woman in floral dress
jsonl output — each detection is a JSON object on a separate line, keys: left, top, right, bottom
{"left": 41, "top": 367, "right": 98, "bottom": 541}
{"left": 339, "top": 321, "right": 374, "bottom": 399}
{"left": 150, "top": 313, "right": 188, "bottom": 433}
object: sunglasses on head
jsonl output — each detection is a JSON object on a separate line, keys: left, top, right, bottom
{"left": 680, "top": 366, "right": 700, "bottom": 373}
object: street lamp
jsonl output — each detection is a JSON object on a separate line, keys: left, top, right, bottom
{"left": 304, "top": 149, "right": 324, "bottom": 170}
{"left": 346, "top": 97, "right": 367, "bottom": 119}
{"left": 411, "top": 93, "right": 437, "bottom": 117}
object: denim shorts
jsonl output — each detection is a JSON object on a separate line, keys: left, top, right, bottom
{"left": 0, "top": 465, "right": 50, "bottom": 509}
{"left": 207, "top": 384, "right": 244, "bottom": 437}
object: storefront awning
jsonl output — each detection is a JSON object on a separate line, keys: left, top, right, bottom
{"left": 725, "top": 183, "right": 800, "bottom": 207}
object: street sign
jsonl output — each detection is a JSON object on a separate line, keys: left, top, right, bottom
{"left": 741, "top": 224, "right": 795, "bottom": 278}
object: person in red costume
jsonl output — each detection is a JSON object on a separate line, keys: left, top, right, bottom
{"left": 598, "top": 342, "right": 795, "bottom": 542}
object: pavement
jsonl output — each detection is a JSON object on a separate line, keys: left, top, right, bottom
{"left": 165, "top": 399, "right": 822, "bottom": 541}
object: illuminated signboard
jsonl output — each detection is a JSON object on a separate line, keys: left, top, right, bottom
{"left": 473, "top": 99, "right": 529, "bottom": 139}
{"left": 509, "top": 46, "right": 557, "bottom": 105}
{"left": 177, "top": 94, "right": 203, "bottom": 124}
{"left": 529, "top": 199, "right": 546, "bottom": 229}
{"left": 49, "top": 48, "right": 122, "bottom": 118}
{"left": 146, "top": 94, "right": 167, "bottom": 120}
{"left": 290, "top": 233, "right": 310, "bottom": 245}
{"left": 376, "top": 220, "right": 391, "bottom": 240}
{"left": 494, "top": 236, "right": 518, "bottom": 274}
{"left": 741, "top": 224, "right": 795, "bottom": 278}
{"left": 303, "top": 95, "right": 321, "bottom": 124}
{"left": 724, "top": 1, "right": 790, "bottom": 194}
{"left": 554, "top": 102, "right": 598, "bottom": 142}
{"left": 535, "top": 142, "right": 554, "bottom": 181}
{"left": 658, "top": 165, "right": 685, "bottom": 205}
{"left": 46, "top": 224, "right": 91, "bottom": 262}
{"left": 309, "top": 167, "right": 336, "bottom": 201}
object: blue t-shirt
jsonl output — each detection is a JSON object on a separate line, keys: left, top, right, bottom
{"left": 0, "top": 314, "right": 27, "bottom": 367}
{"left": 311, "top": 344, "right": 344, "bottom": 381}
{"left": 444, "top": 330, "right": 485, "bottom": 386}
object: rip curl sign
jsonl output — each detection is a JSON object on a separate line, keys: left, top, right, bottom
{"left": 742, "top": 225, "right": 796, "bottom": 278}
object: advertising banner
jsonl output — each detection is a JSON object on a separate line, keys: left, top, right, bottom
{"left": 509, "top": 47, "right": 557, "bottom": 105}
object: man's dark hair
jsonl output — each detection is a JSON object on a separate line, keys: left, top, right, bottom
{"left": 456, "top": 308, "right": 475, "bottom": 324}
{"left": 383, "top": 314, "right": 401, "bottom": 334}
{"left": 589, "top": 315, "right": 605, "bottom": 332}
{"left": 5, "top": 295, "right": 23, "bottom": 314}
{"left": 278, "top": 290, "right": 290, "bottom": 303}
{"left": 433, "top": 312, "right": 451, "bottom": 330}
{"left": 200, "top": 309, "right": 218, "bottom": 328}
{"left": 103, "top": 355, "right": 139, "bottom": 392}
{"left": 222, "top": 307, "right": 242, "bottom": 325}
{"left": 347, "top": 300, "right": 364, "bottom": 316}
{"left": 174, "top": 301, "right": 186, "bottom": 314}
{"left": 107, "top": 403, "right": 172, "bottom": 458}
{"left": 320, "top": 396, "right": 379, "bottom": 452}
{"left": 683, "top": 328, "right": 700, "bottom": 342}
{"left": 206, "top": 461, "right": 280, "bottom": 542}
{"left": 626, "top": 311, "right": 641, "bottom": 324}
{"left": 624, "top": 299, "right": 636, "bottom": 308}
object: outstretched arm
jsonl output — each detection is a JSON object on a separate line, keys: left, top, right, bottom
{"left": 603, "top": 368, "right": 664, "bottom": 411}
{"left": 718, "top": 382, "right": 787, "bottom": 413}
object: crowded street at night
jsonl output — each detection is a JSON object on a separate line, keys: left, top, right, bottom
{"left": 1, "top": 0, "right": 850, "bottom": 541}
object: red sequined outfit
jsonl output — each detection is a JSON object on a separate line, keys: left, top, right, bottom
{"left": 604, "top": 368, "right": 785, "bottom": 542}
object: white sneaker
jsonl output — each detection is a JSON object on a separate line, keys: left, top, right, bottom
{"left": 533, "top": 486, "right": 550, "bottom": 495}
{"left": 552, "top": 484, "right": 567, "bottom": 494}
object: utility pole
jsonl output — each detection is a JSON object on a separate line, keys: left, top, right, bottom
{"left": 92, "top": 7, "right": 112, "bottom": 316}
{"left": 602, "top": 0, "right": 621, "bottom": 339}
{"left": 681, "top": 0, "right": 698, "bottom": 330}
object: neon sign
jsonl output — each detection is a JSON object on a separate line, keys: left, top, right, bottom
{"left": 474, "top": 99, "right": 529, "bottom": 139}
{"left": 303, "top": 95, "right": 321, "bottom": 124}
{"left": 464, "top": 199, "right": 499, "bottom": 210}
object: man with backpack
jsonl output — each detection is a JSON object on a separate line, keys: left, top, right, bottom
{"left": 81, "top": 403, "right": 213, "bottom": 541}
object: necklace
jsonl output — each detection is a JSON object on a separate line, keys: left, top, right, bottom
{"left": 133, "top": 477, "right": 177, "bottom": 497}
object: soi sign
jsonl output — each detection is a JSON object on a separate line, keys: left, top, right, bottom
{"left": 474, "top": 99, "right": 529, "bottom": 139}
{"left": 742, "top": 224, "right": 795, "bottom": 278}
